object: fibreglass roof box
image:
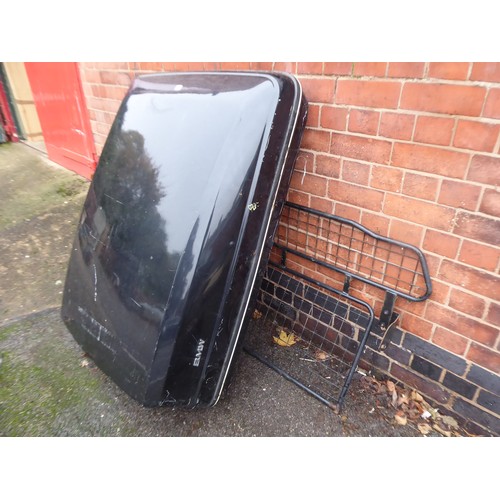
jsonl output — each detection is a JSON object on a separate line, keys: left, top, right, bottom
{"left": 61, "top": 71, "right": 307, "bottom": 407}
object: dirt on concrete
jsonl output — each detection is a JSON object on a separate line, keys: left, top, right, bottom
{"left": 0, "top": 143, "right": 88, "bottom": 322}
{"left": 0, "top": 142, "right": 467, "bottom": 437}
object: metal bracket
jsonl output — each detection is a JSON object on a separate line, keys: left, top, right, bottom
{"left": 343, "top": 275, "right": 351, "bottom": 293}
{"left": 377, "top": 292, "right": 399, "bottom": 350}
{"left": 281, "top": 248, "right": 287, "bottom": 266}
{"left": 379, "top": 291, "right": 397, "bottom": 329}
{"left": 378, "top": 312, "right": 400, "bottom": 350}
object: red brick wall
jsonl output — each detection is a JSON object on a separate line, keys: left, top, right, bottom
{"left": 79, "top": 62, "right": 500, "bottom": 434}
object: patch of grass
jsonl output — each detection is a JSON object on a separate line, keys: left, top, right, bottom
{"left": 56, "top": 179, "right": 87, "bottom": 198}
{"left": 0, "top": 348, "right": 108, "bottom": 436}
{"left": 0, "top": 314, "right": 130, "bottom": 436}
{"left": 0, "top": 324, "right": 17, "bottom": 342}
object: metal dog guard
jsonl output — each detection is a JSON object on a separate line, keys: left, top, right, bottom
{"left": 244, "top": 202, "right": 432, "bottom": 411}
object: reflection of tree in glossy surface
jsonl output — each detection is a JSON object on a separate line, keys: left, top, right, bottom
{"left": 92, "top": 124, "right": 177, "bottom": 310}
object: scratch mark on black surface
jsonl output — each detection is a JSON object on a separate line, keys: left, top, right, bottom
{"left": 93, "top": 263, "right": 98, "bottom": 302}
{"left": 104, "top": 193, "right": 125, "bottom": 205}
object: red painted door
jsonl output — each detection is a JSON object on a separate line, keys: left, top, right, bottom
{"left": 25, "top": 62, "right": 97, "bottom": 179}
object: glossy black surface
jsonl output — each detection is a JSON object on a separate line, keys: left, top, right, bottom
{"left": 62, "top": 72, "right": 307, "bottom": 407}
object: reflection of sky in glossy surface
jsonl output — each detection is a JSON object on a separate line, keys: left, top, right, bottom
{"left": 121, "top": 81, "right": 278, "bottom": 253}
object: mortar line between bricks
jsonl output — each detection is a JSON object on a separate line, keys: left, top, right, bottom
{"left": 333, "top": 74, "right": 500, "bottom": 88}
{"left": 466, "top": 63, "right": 474, "bottom": 81}
{"left": 0, "top": 305, "right": 61, "bottom": 329}
{"left": 493, "top": 128, "right": 500, "bottom": 155}
{"left": 318, "top": 102, "right": 500, "bottom": 120}
{"left": 307, "top": 125, "right": 500, "bottom": 153}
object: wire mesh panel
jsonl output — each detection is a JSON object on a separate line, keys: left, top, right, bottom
{"left": 245, "top": 265, "right": 374, "bottom": 410}
{"left": 276, "top": 203, "right": 431, "bottom": 301}
{"left": 244, "top": 201, "right": 432, "bottom": 411}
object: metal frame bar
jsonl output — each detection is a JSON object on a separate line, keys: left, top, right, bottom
{"left": 282, "top": 201, "right": 432, "bottom": 302}
{"left": 245, "top": 201, "right": 433, "bottom": 411}
{"left": 245, "top": 261, "right": 375, "bottom": 411}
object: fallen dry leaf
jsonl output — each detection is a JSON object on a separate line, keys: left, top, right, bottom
{"left": 80, "top": 359, "right": 90, "bottom": 368}
{"left": 433, "top": 423, "right": 452, "bottom": 437}
{"left": 361, "top": 376, "right": 382, "bottom": 393}
{"left": 412, "top": 401, "right": 424, "bottom": 415}
{"left": 397, "top": 393, "right": 409, "bottom": 407}
{"left": 252, "top": 309, "right": 262, "bottom": 320}
{"left": 394, "top": 411, "right": 407, "bottom": 426}
{"left": 411, "top": 390, "right": 424, "bottom": 402}
{"left": 273, "top": 329, "right": 297, "bottom": 347}
{"left": 314, "top": 349, "right": 329, "bottom": 361}
{"left": 406, "top": 407, "right": 422, "bottom": 421}
{"left": 418, "top": 423, "right": 432, "bottom": 435}
{"left": 357, "top": 371, "right": 470, "bottom": 436}
{"left": 428, "top": 407, "right": 440, "bottom": 420}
